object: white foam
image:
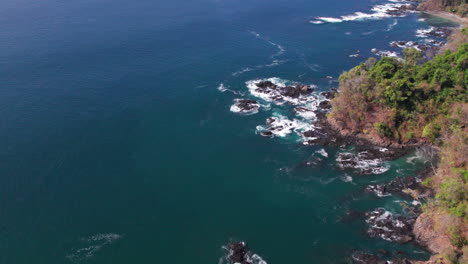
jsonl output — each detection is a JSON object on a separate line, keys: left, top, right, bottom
{"left": 367, "top": 185, "right": 392, "bottom": 197}
{"left": 416, "top": 27, "right": 434, "bottom": 38}
{"left": 295, "top": 107, "right": 317, "bottom": 120}
{"left": 310, "top": 20, "right": 325, "bottom": 24}
{"left": 218, "top": 83, "right": 228, "bottom": 92}
{"left": 217, "top": 83, "right": 245, "bottom": 96}
{"left": 247, "top": 254, "right": 268, "bottom": 264}
{"left": 312, "top": 2, "right": 414, "bottom": 24}
{"left": 232, "top": 67, "right": 254, "bottom": 76}
{"left": 316, "top": 148, "right": 329, "bottom": 158}
{"left": 315, "top": 17, "right": 343, "bottom": 23}
{"left": 256, "top": 113, "right": 315, "bottom": 139}
{"left": 371, "top": 48, "right": 400, "bottom": 58}
{"left": 269, "top": 41, "right": 285, "bottom": 59}
{"left": 230, "top": 99, "right": 260, "bottom": 115}
{"left": 336, "top": 151, "right": 390, "bottom": 174}
{"left": 341, "top": 174, "right": 353, "bottom": 183}
{"left": 349, "top": 54, "right": 360, "bottom": 58}
{"left": 246, "top": 77, "right": 319, "bottom": 106}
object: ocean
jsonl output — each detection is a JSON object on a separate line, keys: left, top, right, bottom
{"left": 0, "top": 0, "right": 458, "bottom": 263}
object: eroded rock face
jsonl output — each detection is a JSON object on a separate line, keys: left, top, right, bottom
{"left": 366, "top": 208, "right": 415, "bottom": 243}
{"left": 413, "top": 212, "right": 458, "bottom": 254}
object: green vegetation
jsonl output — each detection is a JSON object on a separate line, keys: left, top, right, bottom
{"left": 449, "top": 224, "right": 466, "bottom": 248}
{"left": 330, "top": 43, "right": 467, "bottom": 144}
{"left": 419, "top": 0, "right": 468, "bottom": 17}
{"left": 330, "top": 32, "right": 468, "bottom": 262}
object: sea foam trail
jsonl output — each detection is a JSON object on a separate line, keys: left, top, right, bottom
{"left": 66, "top": 233, "right": 122, "bottom": 262}
{"left": 387, "top": 19, "right": 398, "bottom": 31}
{"left": 230, "top": 31, "right": 287, "bottom": 77}
{"left": 217, "top": 83, "right": 245, "bottom": 96}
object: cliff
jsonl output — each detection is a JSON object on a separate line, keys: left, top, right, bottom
{"left": 328, "top": 29, "right": 468, "bottom": 263}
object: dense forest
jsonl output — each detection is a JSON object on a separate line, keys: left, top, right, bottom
{"left": 329, "top": 28, "right": 467, "bottom": 263}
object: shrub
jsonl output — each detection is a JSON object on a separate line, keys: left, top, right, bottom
{"left": 448, "top": 224, "right": 466, "bottom": 248}
{"left": 422, "top": 122, "right": 441, "bottom": 142}
{"left": 374, "top": 122, "right": 392, "bottom": 138}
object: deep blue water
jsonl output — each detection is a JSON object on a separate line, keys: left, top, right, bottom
{"left": 0, "top": 0, "right": 458, "bottom": 263}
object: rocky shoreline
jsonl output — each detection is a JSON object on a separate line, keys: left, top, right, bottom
{"left": 223, "top": 5, "right": 466, "bottom": 263}
{"left": 322, "top": 24, "right": 466, "bottom": 264}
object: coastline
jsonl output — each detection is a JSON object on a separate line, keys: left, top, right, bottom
{"left": 421, "top": 10, "right": 468, "bottom": 26}
{"left": 326, "top": 20, "right": 467, "bottom": 263}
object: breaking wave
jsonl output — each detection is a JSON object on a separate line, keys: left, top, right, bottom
{"left": 310, "top": 1, "right": 416, "bottom": 24}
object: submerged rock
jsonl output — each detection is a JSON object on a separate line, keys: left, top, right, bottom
{"left": 365, "top": 175, "right": 433, "bottom": 199}
{"left": 351, "top": 251, "right": 413, "bottom": 264}
{"left": 318, "top": 100, "right": 332, "bottom": 110}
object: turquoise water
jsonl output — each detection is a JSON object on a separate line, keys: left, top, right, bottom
{"left": 0, "top": 0, "right": 457, "bottom": 263}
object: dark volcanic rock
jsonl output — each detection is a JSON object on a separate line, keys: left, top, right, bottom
{"left": 281, "top": 84, "right": 313, "bottom": 98}
{"left": 385, "top": 3, "right": 417, "bottom": 16}
{"left": 231, "top": 99, "right": 260, "bottom": 114}
{"left": 365, "top": 208, "right": 415, "bottom": 243}
{"left": 227, "top": 242, "right": 250, "bottom": 264}
{"left": 320, "top": 89, "right": 337, "bottom": 99}
{"left": 298, "top": 84, "right": 314, "bottom": 93}
{"left": 260, "top": 131, "right": 273, "bottom": 137}
{"left": 282, "top": 86, "right": 301, "bottom": 97}
{"left": 255, "top": 81, "right": 277, "bottom": 89}
{"left": 318, "top": 100, "right": 332, "bottom": 110}
{"left": 225, "top": 241, "right": 266, "bottom": 264}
